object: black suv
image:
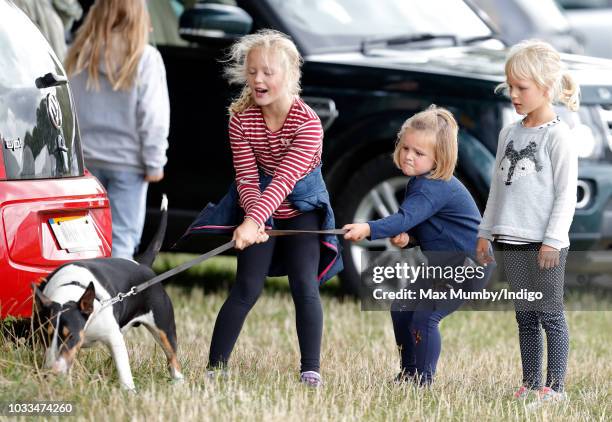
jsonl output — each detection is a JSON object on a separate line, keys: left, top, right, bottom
{"left": 144, "top": 0, "right": 612, "bottom": 293}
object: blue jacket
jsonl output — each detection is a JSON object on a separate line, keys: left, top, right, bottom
{"left": 183, "top": 167, "right": 343, "bottom": 284}
{"left": 368, "top": 175, "right": 481, "bottom": 257}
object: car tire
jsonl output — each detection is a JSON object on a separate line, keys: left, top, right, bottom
{"left": 335, "top": 154, "right": 415, "bottom": 295}
{"left": 334, "top": 153, "right": 485, "bottom": 295}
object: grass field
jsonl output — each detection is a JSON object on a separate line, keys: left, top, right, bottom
{"left": 1, "top": 255, "right": 610, "bottom": 421}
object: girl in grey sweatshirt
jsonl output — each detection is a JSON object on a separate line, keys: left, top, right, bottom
{"left": 477, "top": 40, "right": 579, "bottom": 403}
{"left": 65, "top": 0, "right": 169, "bottom": 259}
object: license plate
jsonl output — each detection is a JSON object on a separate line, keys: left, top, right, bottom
{"left": 49, "top": 215, "right": 102, "bottom": 252}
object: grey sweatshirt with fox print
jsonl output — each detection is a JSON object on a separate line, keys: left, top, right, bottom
{"left": 478, "top": 117, "right": 578, "bottom": 249}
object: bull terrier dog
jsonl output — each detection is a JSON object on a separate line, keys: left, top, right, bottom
{"left": 32, "top": 195, "right": 183, "bottom": 391}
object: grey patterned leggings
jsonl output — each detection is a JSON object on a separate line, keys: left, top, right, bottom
{"left": 501, "top": 242, "right": 569, "bottom": 392}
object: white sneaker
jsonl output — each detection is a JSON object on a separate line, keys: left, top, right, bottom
{"left": 206, "top": 368, "right": 229, "bottom": 380}
{"left": 537, "top": 387, "right": 568, "bottom": 402}
{"left": 300, "top": 371, "right": 323, "bottom": 387}
{"left": 526, "top": 386, "right": 568, "bottom": 410}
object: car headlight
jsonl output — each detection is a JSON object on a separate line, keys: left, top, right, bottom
{"left": 558, "top": 106, "right": 607, "bottom": 160}
{"left": 600, "top": 106, "right": 612, "bottom": 153}
{"left": 572, "top": 123, "right": 597, "bottom": 158}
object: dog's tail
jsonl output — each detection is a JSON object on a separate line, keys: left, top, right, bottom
{"left": 135, "top": 194, "right": 168, "bottom": 268}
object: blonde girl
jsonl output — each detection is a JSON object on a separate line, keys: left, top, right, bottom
{"left": 344, "top": 106, "right": 485, "bottom": 385}
{"left": 65, "top": 0, "right": 170, "bottom": 259}
{"left": 477, "top": 39, "right": 579, "bottom": 402}
{"left": 201, "top": 29, "right": 342, "bottom": 387}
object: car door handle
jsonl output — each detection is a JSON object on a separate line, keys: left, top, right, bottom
{"left": 35, "top": 72, "right": 68, "bottom": 89}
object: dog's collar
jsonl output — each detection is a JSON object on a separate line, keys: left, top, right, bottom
{"left": 59, "top": 281, "right": 105, "bottom": 302}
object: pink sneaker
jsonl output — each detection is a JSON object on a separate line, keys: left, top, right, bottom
{"left": 513, "top": 385, "right": 532, "bottom": 400}
{"left": 537, "top": 386, "right": 567, "bottom": 402}
{"left": 525, "top": 386, "right": 568, "bottom": 410}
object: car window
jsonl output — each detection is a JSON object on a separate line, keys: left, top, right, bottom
{"left": 149, "top": 0, "right": 235, "bottom": 46}
{"left": 0, "top": 2, "right": 83, "bottom": 180}
{"left": 557, "top": 0, "right": 612, "bottom": 9}
{"left": 149, "top": 0, "right": 189, "bottom": 47}
{"left": 265, "top": 0, "right": 493, "bottom": 53}
{"left": 514, "top": 0, "right": 569, "bottom": 32}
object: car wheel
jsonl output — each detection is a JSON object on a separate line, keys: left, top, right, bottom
{"left": 335, "top": 154, "right": 426, "bottom": 295}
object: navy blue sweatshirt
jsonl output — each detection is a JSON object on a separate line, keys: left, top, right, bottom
{"left": 368, "top": 175, "right": 481, "bottom": 253}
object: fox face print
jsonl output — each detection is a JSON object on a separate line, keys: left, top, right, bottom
{"left": 499, "top": 140, "right": 543, "bottom": 186}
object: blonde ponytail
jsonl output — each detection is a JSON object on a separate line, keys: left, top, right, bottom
{"left": 560, "top": 73, "right": 580, "bottom": 112}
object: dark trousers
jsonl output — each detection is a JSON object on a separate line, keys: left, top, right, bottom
{"left": 390, "top": 253, "right": 494, "bottom": 385}
{"left": 502, "top": 242, "right": 569, "bottom": 392}
{"left": 391, "top": 300, "right": 463, "bottom": 385}
{"left": 208, "top": 211, "right": 322, "bottom": 373}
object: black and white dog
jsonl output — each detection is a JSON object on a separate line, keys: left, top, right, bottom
{"left": 32, "top": 195, "right": 183, "bottom": 391}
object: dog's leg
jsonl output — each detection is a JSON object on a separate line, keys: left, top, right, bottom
{"left": 141, "top": 290, "right": 184, "bottom": 382}
{"left": 105, "top": 333, "right": 137, "bottom": 391}
{"left": 142, "top": 324, "right": 184, "bottom": 382}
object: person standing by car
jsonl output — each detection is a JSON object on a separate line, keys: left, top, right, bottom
{"left": 200, "top": 29, "right": 342, "bottom": 387}
{"left": 476, "top": 40, "right": 579, "bottom": 404}
{"left": 65, "top": 0, "right": 170, "bottom": 260}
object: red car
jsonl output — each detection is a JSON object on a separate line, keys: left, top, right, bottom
{"left": 0, "top": 1, "right": 112, "bottom": 318}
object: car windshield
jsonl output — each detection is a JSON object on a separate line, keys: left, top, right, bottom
{"left": 264, "top": 0, "right": 494, "bottom": 53}
{"left": 514, "top": 0, "right": 569, "bottom": 33}
{"left": 0, "top": 2, "right": 83, "bottom": 180}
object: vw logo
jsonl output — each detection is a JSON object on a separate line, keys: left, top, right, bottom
{"left": 46, "top": 93, "right": 62, "bottom": 129}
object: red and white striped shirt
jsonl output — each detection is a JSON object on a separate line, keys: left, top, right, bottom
{"left": 229, "top": 97, "right": 323, "bottom": 226}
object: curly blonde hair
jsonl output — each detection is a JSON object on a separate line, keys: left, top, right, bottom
{"left": 496, "top": 39, "right": 580, "bottom": 111}
{"left": 393, "top": 105, "right": 458, "bottom": 181}
{"left": 225, "top": 29, "right": 302, "bottom": 115}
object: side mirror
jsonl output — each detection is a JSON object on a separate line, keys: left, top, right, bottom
{"left": 179, "top": 3, "right": 253, "bottom": 44}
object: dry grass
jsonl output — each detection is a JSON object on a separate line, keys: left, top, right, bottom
{"left": 0, "top": 256, "right": 610, "bottom": 421}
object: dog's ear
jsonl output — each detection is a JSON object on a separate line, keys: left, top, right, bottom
{"left": 78, "top": 282, "right": 96, "bottom": 317}
{"left": 32, "top": 283, "right": 53, "bottom": 309}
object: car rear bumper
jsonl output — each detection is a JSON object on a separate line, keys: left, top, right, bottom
{"left": 0, "top": 175, "right": 112, "bottom": 318}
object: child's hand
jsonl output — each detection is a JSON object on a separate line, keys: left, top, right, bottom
{"left": 233, "top": 217, "right": 260, "bottom": 250}
{"left": 391, "top": 233, "right": 410, "bottom": 248}
{"left": 256, "top": 225, "right": 269, "bottom": 244}
{"left": 475, "top": 237, "right": 494, "bottom": 265}
{"left": 144, "top": 171, "right": 164, "bottom": 182}
{"left": 538, "top": 244, "right": 560, "bottom": 269}
{"left": 343, "top": 223, "right": 371, "bottom": 242}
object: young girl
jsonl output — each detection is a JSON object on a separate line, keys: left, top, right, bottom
{"left": 344, "top": 106, "right": 485, "bottom": 386}
{"left": 476, "top": 40, "right": 579, "bottom": 402}
{"left": 65, "top": 0, "right": 170, "bottom": 259}
{"left": 196, "top": 30, "right": 342, "bottom": 387}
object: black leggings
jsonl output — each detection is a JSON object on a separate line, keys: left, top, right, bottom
{"left": 208, "top": 211, "right": 322, "bottom": 373}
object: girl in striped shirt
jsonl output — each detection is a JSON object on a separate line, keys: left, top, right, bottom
{"left": 206, "top": 30, "right": 337, "bottom": 387}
